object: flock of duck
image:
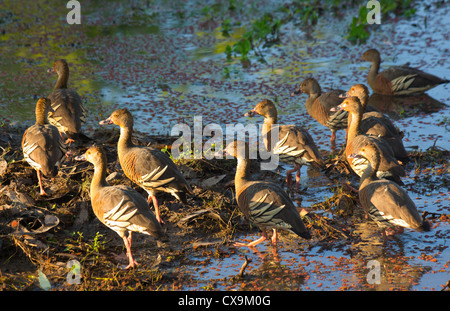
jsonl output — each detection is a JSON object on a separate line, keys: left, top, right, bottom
{"left": 21, "top": 49, "right": 448, "bottom": 269}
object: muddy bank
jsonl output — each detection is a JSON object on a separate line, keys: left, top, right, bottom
{"left": 0, "top": 120, "right": 448, "bottom": 291}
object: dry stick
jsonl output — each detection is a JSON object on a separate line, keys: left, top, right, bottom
{"left": 441, "top": 280, "right": 450, "bottom": 291}
{"left": 238, "top": 255, "right": 251, "bottom": 278}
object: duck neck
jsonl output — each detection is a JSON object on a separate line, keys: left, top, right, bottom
{"left": 235, "top": 158, "right": 251, "bottom": 191}
{"left": 360, "top": 157, "right": 379, "bottom": 189}
{"left": 54, "top": 69, "right": 69, "bottom": 90}
{"left": 118, "top": 125, "right": 134, "bottom": 155}
{"left": 305, "top": 91, "right": 320, "bottom": 114}
{"left": 262, "top": 115, "right": 277, "bottom": 151}
{"left": 358, "top": 94, "right": 369, "bottom": 110}
{"left": 367, "top": 60, "right": 380, "bottom": 89}
{"left": 35, "top": 108, "right": 48, "bottom": 125}
{"left": 90, "top": 160, "right": 108, "bottom": 194}
{"left": 347, "top": 110, "right": 362, "bottom": 142}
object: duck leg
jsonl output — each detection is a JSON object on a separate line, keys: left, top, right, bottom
{"left": 295, "top": 164, "right": 301, "bottom": 189}
{"left": 122, "top": 232, "right": 138, "bottom": 269}
{"left": 148, "top": 194, "right": 164, "bottom": 224}
{"left": 37, "top": 170, "right": 48, "bottom": 196}
{"left": 330, "top": 130, "right": 336, "bottom": 150}
{"left": 65, "top": 138, "right": 75, "bottom": 146}
{"left": 285, "top": 167, "right": 297, "bottom": 187}
{"left": 271, "top": 229, "right": 278, "bottom": 246}
{"left": 233, "top": 230, "right": 268, "bottom": 248}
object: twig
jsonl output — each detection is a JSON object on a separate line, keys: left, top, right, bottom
{"left": 238, "top": 255, "right": 251, "bottom": 278}
{"left": 441, "top": 280, "right": 450, "bottom": 291}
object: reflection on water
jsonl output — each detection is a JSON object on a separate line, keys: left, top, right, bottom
{"left": 368, "top": 93, "right": 447, "bottom": 119}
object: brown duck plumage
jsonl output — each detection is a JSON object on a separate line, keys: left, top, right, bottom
{"left": 349, "top": 144, "right": 430, "bottom": 237}
{"left": 22, "top": 98, "right": 66, "bottom": 196}
{"left": 291, "top": 77, "right": 346, "bottom": 148}
{"left": 225, "top": 141, "right": 311, "bottom": 248}
{"left": 100, "top": 108, "right": 192, "bottom": 224}
{"left": 245, "top": 99, "right": 324, "bottom": 189}
{"left": 75, "top": 146, "right": 162, "bottom": 269}
{"left": 336, "top": 97, "right": 405, "bottom": 184}
{"left": 362, "top": 49, "right": 449, "bottom": 96}
{"left": 47, "top": 59, "right": 87, "bottom": 145}
{"left": 345, "top": 84, "right": 409, "bottom": 162}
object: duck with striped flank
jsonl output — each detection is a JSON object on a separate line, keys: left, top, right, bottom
{"left": 245, "top": 99, "right": 324, "bottom": 189}
{"left": 224, "top": 141, "right": 311, "bottom": 248}
{"left": 349, "top": 144, "right": 430, "bottom": 238}
{"left": 335, "top": 97, "right": 405, "bottom": 184}
{"left": 362, "top": 49, "right": 449, "bottom": 96}
{"left": 22, "top": 98, "right": 66, "bottom": 196}
{"left": 344, "top": 84, "right": 409, "bottom": 163}
{"left": 75, "top": 146, "right": 163, "bottom": 269}
{"left": 100, "top": 108, "right": 192, "bottom": 224}
{"left": 47, "top": 59, "right": 87, "bottom": 145}
{"left": 291, "top": 77, "right": 347, "bottom": 148}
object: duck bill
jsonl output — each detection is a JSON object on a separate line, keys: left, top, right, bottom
{"left": 290, "top": 88, "right": 302, "bottom": 96}
{"left": 330, "top": 104, "right": 344, "bottom": 112}
{"left": 74, "top": 154, "right": 87, "bottom": 161}
{"left": 244, "top": 109, "right": 257, "bottom": 117}
{"left": 214, "top": 149, "right": 228, "bottom": 158}
{"left": 47, "top": 67, "right": 55, "bottom": 73}
{"left": 348, "top": 153, "right": 363, "bottom": 159}
{"left": 99, "top": 116, "right": 113, "bottom": 125}
{"left": 338, "top": 91, "right": 349, "bottom": 98}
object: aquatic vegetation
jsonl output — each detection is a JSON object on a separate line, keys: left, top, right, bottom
{"left": 347, "top": 0, "right": 417, "bottom": 44}
{"left": 346, "top": 6, "right": 371, "bottom": 44}
{"left": 225, "top": 13, "right": 281, "bottom": 67}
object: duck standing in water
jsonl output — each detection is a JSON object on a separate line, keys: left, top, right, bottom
{"left": 224, "top": 141, "right": 312, "bottom": 248}
{"left": 349, "top": 144, "right": 430, "bottom": 238}
{"left": 245, "top": 99, "right": 324, "bottom": 189}
{"left": 361, "top": 49, "right": 449, "bottom": 96}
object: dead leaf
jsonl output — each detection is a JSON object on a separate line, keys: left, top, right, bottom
{"left": 38, "top": 270, "right": 52, "bottom": 290}
{"left": 179, "top": 209, "right": 223, "bottom": 225}
{"left": 200, "top": 174, "right": 226, "bottom": 188}
{"left": 1, "top": 188, "right": 35, "bottom": 208}
{"left": 11, "top": 210, "right": 60, "bottom": 236}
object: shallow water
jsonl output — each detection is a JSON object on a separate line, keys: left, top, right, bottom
{"left": 1, "top": 0, "right": 449, "bottom": 291}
